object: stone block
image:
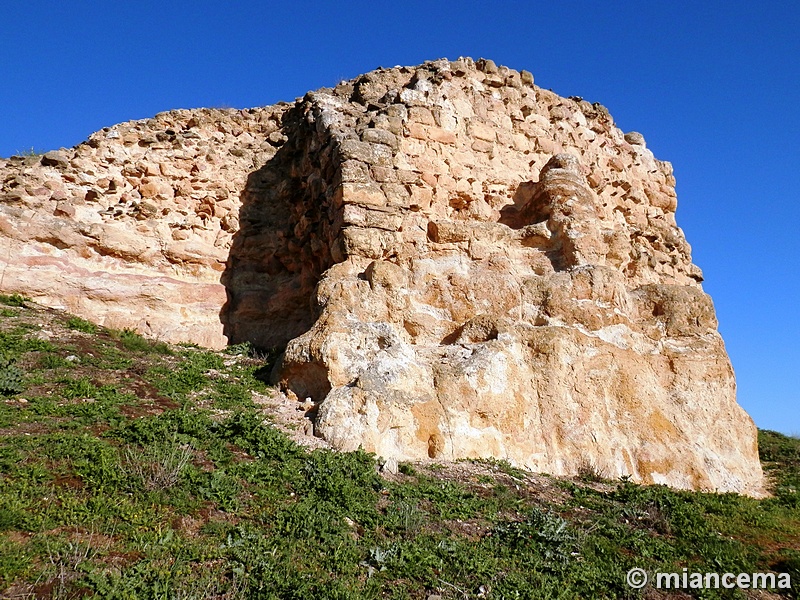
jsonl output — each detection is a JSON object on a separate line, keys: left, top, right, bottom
{"left": 361, "top": 128, "right": 399, "bottom": 149}
{"left": 467, "top": 120, "right": 497, "bottom": 142}
{"left": 340, "top": 182, "right": 387, "bottom": 207}
{"left": 338, "top": 139, "right": 393, "bottom": 166}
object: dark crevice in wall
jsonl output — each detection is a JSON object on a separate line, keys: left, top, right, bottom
{"left": 220, "top": 101, "right": 342, "bottom": 352}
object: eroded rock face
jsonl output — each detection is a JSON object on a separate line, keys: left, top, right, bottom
{"left": 0, "top": 58, "right": 763, "bottom": 494}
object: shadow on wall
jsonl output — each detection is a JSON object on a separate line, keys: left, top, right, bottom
{"left": 219, "top": 102, "right": 339, "bottom": 353}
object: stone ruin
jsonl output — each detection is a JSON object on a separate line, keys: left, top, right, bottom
{"left": 0, "top": 58, "right": 764, "bottom": 494}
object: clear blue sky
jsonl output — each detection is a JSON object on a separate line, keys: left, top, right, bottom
{"left": 2, "top": 1, "right": 798, "bottom": 434}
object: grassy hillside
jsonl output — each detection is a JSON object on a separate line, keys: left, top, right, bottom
{"left": 0, "top": 296, "right": 797, "bottom": 599}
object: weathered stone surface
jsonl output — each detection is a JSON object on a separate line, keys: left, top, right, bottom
{"left": 0, "top": 105, "right": 290, "bottom": 348}
{"left": 0, "top": 58, "right": 763, "bottom": 494}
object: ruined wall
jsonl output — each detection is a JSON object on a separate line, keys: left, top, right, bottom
{"left": 0, "top": 105, "right": 288, "bottom": 347}
{"left": 275, "top": 59, "right": 762, "bottom": 494}
{"left": 0, "top": 58, "right": 764, "bottom": 494}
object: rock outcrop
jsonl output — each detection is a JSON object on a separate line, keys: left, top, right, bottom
{"left": 0, "top": 58, "right": 764, "bottom": 494}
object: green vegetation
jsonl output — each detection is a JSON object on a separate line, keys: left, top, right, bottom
{"left": 0, "top": 302, "right": 797, "bottom": 598}
{"left": 0, "top": 294, "right": 28, "bottom": 308}
{"left": 0, "top": 353, "right": 24, "bottom": 396}
{"left": 109, "top": 327, "right": 172, "bottom": 355}
{"left": 66, "top": 316, "right": 97, "bottom": 334}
